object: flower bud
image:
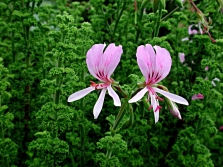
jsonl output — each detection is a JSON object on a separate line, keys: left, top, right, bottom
{"left": 165, "top": 98, "right": 182, "bottom": 119}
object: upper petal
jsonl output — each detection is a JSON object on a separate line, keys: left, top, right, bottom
{"left": 136, "top": 44, "right": 156, "bottom": 82}
{"left": 102, "top": 43, "right": 123, "bottom": 78}
{"left": 107, "top": 85, "right": 121, "bottom": 106}
{"left": 153, "top": 46, "right": 172, "bottom": 83}
{"left": 86, "top": 44, "right": 106, "bottom": 81}
{"left": 93, "top": 88, "right": 107, "bottom": 119}
{"left": 128, "top": 87, "right": 148, "bottom": 103}
{"left": 68, "top": 87, "right": 95, "bottom": 102}
{"left": 153, "top": 87, "right": 189, "bottom": 105}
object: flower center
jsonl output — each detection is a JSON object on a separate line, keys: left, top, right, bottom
{"left": 90, "top": 81, "right": 111, "bottom": 90}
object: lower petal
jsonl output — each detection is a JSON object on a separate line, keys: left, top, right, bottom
{"left": 128, "top": 87, "right": 148, "bottom": 103}
{"left": 150, "top": 92, "right": 159, "bottom": 123}
{"left": 107, "top": 85, "right": 121, "bottom": 106}
{"left": 153, "top": 87, "right": 189, "bottom": 105}
{"left": 93, "top": 88, "right": 107, "bottom": 119}
{"left": 68, "top": 87, "right": 95, "bottom": 102}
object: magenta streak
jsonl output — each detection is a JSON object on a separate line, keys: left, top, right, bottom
{"left": 155, "top": 105, "right": 162, "bottom": 112}
{"left": 148, "top": 105, "right": 153, "bottom": 110}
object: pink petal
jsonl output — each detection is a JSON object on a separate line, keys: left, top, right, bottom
{"left": 86, "top": 44, "right": 106, "bottom": 81}
{"left": 136, "top": 44, "right": 156, "bottom": 82}
{"left": 169, "top": 101, "right": 182, "bottom": 119}
{"left": 149, "top": 92, "right": 159, "bottom": 123}
{"left": 153, "top": 87, "right": 189, "bottom": 105}
{"left": 93, "top": 88, "right": 107, "bottom": 119}
{"left": 107, "top": 85, "right": 121, "bottom": 106}
{"left": 191, "top": 93, "right": 204, "bottom": 100}
{"left": 153, "top": 46, "right": 172, "bottom": 83}
{"left": 128, "top": 87, "right": 148, "bottom": 103}
{"left": 68, "top": 87, "right": 95, "bottom": 102}
{"left": 102, "top": 43, "right": 123, "bottom": 78}
{"left": 188, "top": 25, "right": 198, "bottom": 35}
{"left": 179, "top": 53, "right": 185, "bottom": 63}
{"left": 181, "top": 37, "right": 189, "bottom": 41}
{"left": 204, "top": 66, "right": 209, "bottom": 71}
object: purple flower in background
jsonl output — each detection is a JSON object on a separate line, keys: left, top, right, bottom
{"left": 188, "top": 25, "right": 199, "bottom": 35}
{"left": 128, "top": 44, "right": 188, "bottom": 123}
{"left": 179, "top": 53, "right": 185, "bottom": 63}
{"left": 191, "top": 93, "right": 204, "bottom": 100}
{"left": 68, "top": 43, "right": 122, "bottom": 119}
{"left": 205, "top": 66, "right": 209, "bottom": 71}
{"left": 182, "top": 24, "right": 203, "bottom": 42}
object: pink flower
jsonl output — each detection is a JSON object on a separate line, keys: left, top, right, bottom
{"left": 128, "top": 44, "right": 188, "bottom": 123}
{"left": 219, "top": 126, "right": 223, "bottom": 131}
{"left": 188, "top": 24, "right": 203, "bottom": 35}
{"left": 179, "top": 53, "right": 185, "bottom": 63}
{"left": 205, "top": 66, "right": 209, "bottom": 71}
{"left": 188, "top": 25, "right": 198, "bottom": 35}
{"left": 191, "top": 93, "right": 204, "bottom": 100}
{"left": 68, "top": 43, "right": 122, "bottom": 119}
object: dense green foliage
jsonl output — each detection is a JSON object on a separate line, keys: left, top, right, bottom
{"left": 0, "top": 0, "right": 223, "bottom": 166}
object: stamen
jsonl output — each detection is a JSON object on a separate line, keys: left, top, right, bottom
{"left": 148, "top": 105, "right": 153, "bottom": 110}
{"left": 155, "top": 105, "right": 162, "bottom": 112}
{"left": 156, "top": 95, "right": 164, "bottom": 101}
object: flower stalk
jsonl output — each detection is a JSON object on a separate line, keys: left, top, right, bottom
{"left": 154, "top": 1, "right": 163, "bottom": 37}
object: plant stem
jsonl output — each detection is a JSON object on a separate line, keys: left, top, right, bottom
{"left": 153, "top": 1, "right": 162, "bottom": 37}
{"left": 106, "top": 148, "right": 113, "bottom": 159}
{"left": 100, "top": 6, "right": 112, "bottom": 40}
{"left": 80, "top": 124, "right": 85, "bottom": 167}
{"left": 0, "top": 95, "right": 9, "bottom": 167}
{"left": 135, "top": 0, "right": 148, "bottom": 43}
{"left": 55, "top": 57, "right": 61, "bottom": 104}
{"left": 55, "top": 32, "right": 65, "bottom": 104}
{"left": 112, "top": 101, "right": 127, "bottom": 133}
{"left": 161, "top": 6, "right": 180, "bottom": 21}
{"left": 175, "top": 30, "right": 180, "bottom": 86}
{"left": 112, "top": 0, "right": 127, "bottom": 40}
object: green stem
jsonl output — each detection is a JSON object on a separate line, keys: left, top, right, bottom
{"left": 112, "top": 101, "right": 127, "bottom": 133}
{"left": 100, "top": 6, "right": 112, "bottom": 40}
{"left": 114, "top": 86, "right": 128, "bottom": 98}
{"left": 79, "top": 50, "right": 86, "bottom": 167}
{"left": 12, "top": 30, "right": 15, "bottom": 62}
{"left": 161, "top": 6, "right": 179, "bottom": 21}
{"left": 135, "top": 1, "right": 146, "bottom": 43}
{"left": 31, "top": 2, "right": 35, "bottom": 14}
{"left": 105, "top": 145, "right": 113, "bottom": 160}
{"left": 80, "top": 124, "right": 85, "bottom": 167}
{"left": 153, "top": 1, "right": 162, "bottom": 37}
{"left": 0, "top": 95, "right": 9, "bottom": 167}
{"left": 175, "top": 31, "right": 180, "bottom": 86}
{"left": 55, "top": 57, "right": 61, "bottom": 104}
{"left": 70, "top": 150, "right": 75, "bottom": 166}
{"left": 55, "top": 32, "right": 65, "bottom": 104}
{"left": 112, "top": 0, "right": 127, "bottom": 40}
